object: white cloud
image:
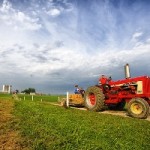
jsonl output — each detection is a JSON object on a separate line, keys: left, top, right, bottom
{"left": 131, "top": 32, "right": 143, "bottom": 42}
{"left": 133, "top": 32, "right": 143, "bottom": 38}
{"left": 45, "top": 0, "right": 74, "bottom": 17}
{"left": 0, "top": 0, "right": 42, "bottom": 31}
{"left": 1, "top": 37, "right": 150, "bottom": 77}
{"left": 0, "top": 0, "right": 12, "bottom": 12}
{"left": 47, "top": 8, "right": 61, "bottom": 17}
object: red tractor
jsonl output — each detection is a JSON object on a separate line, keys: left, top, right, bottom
{"left": 84, "top": 64, "right": 150, "bottom": 119}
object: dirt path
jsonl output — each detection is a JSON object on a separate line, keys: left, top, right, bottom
{"left": 78, "top": 107, "right": 150, "bottom": 121}
{"left": 0, "top": 99, "right": 22, "bottom": 150}
{"left": 50, "top": 102, "right": 150, "bottom": 121}
{"left": 72, "top": 106, "right": 150, "bottom": 121}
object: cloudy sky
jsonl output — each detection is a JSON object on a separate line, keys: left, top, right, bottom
{"left": 0, "top": 0, "right": 150, "bottom": 94}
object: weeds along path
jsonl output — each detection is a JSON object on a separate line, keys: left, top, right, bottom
{"left": 0, "top": 99, "right": 22, "bottom": 150}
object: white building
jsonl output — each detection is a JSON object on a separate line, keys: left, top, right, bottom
{"left": 2, "top": 85, "right": 12, "bottom": 93}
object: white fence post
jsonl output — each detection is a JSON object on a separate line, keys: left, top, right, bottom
{"left": 58, "top": 97, "right": 60, "bottom": 102}
{"left": 32, "top": 95, "right": 33, "bottom": 101}
{"left": 24, "top": 96, "right": 25, "bottom": 100}
{"left": 66, "top": 91, "right": 69, "bottom": 107}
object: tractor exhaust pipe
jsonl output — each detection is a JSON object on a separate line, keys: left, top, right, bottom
{"left": 124, "top": 63, "right": 131, "bottom": 79}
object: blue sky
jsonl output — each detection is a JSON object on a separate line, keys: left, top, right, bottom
{"left": 0, "top": 0, "right": 150, "bottom": 94}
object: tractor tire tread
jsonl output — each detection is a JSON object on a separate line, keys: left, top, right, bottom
{"left": 127, "top": 98, "right": 149, "bottom": 119}
{"left": 84, "top": 86, "right": 105, "bottom": 111}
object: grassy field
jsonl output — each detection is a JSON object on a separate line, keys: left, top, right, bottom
{"left": 0, "top": 93, "right": 150, "bottom": 150}
{"left": 17, "top": 94, "right": 62, "bottom": 102}
{"left": 0, "top": 93, "right": 13, "bottom": 100}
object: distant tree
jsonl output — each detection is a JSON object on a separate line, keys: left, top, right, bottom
{"left": 12, "top": 90, "right": 19, "bottom": 94}
{"left": 21, "top": 88, "right": 36, "bottom": 94}
{"left": 15, "top": 90, "right": 19, "bottom": 94}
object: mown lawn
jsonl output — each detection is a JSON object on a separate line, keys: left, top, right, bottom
{"left": 17, "top": 94, "right": 61, "bottom": 102}
{"left": 13, "top": 100, "right": 150, "bottom": 150}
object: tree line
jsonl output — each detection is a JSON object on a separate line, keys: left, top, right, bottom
{"left": 14, "top": 88, "right": 36, "bottom": 94}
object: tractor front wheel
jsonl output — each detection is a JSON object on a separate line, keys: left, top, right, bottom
{"left": 127, "top": 98, "right": 149, "bottom": 119}
{"left": 84, "top": 86, "right": 105, "bottom": 111}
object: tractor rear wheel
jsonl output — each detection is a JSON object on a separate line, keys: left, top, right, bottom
{"left": 84, "top": 86, "right": 105, "bottom": 111}
{"left": 127, "top": 98, "right": 149, "bottom": 119}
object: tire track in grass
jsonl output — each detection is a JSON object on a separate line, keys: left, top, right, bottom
{"left": 0, "top": 99, "right": 23, "bottom": 150}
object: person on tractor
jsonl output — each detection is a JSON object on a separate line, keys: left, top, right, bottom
{"left": 99, "top": 75, "right": 112, "bottom": 85}
{"left": 74, "top": 85, "right": 80, "bottom": 94}
{"left": 79, "top": 87, "right": 85, "bottom": 97}
{"left": 99, "top": 75, "right": 111, "bottom": 92}
{"left": 74, "top": 85, "right": 85, "bottom": 97}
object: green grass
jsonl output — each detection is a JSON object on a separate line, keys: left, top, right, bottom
{"left": 0, "top": 93, "right": 150, "bottom": 149}
{"left": 18, "top": 94, "right": 62, "bottom": 102}
{"left": 13, "top": 100, "right": 150, "bottom": 150}
{"left": 0, "top": 93, "right": 12, "bottom": 100}
{"left": 0, "top": 93, "right": 64, "bottom": 102}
